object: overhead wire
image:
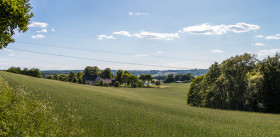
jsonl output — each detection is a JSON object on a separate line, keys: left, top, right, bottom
{"left": 7, "top": 47, "right": 193, "bottom": 70}
{"left": 15, "top": 41, "right": 212, "bottom": 62}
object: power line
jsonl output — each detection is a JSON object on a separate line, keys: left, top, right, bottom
{"left": 15, "top": 41, "right": 211, "bottom": 62}
{"left": 7, "top": 48, "right": 192, "bottom": 70}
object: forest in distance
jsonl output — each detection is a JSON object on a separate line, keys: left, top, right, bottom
{"left": 40, "top": 69, "right": 208, "bottom": 78}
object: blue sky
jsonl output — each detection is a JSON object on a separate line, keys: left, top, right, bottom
{"left": 1, "top": 0, "right": 280, "bottom": 70}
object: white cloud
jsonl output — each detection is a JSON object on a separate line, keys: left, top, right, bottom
{"left": 112, "top": 31, "right": 179, "bottom": 40}
{"left": 182, "top": 22, "right": 260, "bottom": 35}
{"left": 133, "top": 31, "right": 179, "bottom": 40}
{"left": 51, "top": 28, "right": 55, "bottom": 32}
{"left": 128, "top": 12, "right": 149, "bottom": 16}
{"left": 97, "top": 35, "right": 116, "bottom": 40}
{"left": 156, "top": 51, "right": 164, "bottom": 54}
{"left": 183, "top": 23, "right": 228, "bottom": 35}
{"left": 134, "top": 54, "right": 149, "bottom": 57}
{"left": 255, "top": 35, "right": 263, "bottom": 38}
{"left": 265, "top": 35, "right": 280, "bottom": 40}
{"left": 36, "top": 29, "right": 47, "bottom": 33}
{"left": 227, "top": 23, "right": 260, "bottom": 33}
{"left": 252, "top": 43, "right": 265, "bottom": 46}
{"left": 113, "top": 31, "right": 132, "bottom": 37}
{"left": 31, "top": 34, "right": 45, "bottom": 38}
{"left": 211, "top": 50, "right": 224, "bottom": 53}
{"left": 258, "top": 49, "right": 280, "bottom": 56}
{"left": 28, "top": 22, "right": 48, "bottom": 28}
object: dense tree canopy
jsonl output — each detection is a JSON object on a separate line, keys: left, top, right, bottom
{"left": 101, "top": 68, "right": 113, "bottom": 79}
{"left": 187, "top": 53, "right": 280, "bottom": 113}
{"left": 83, "top": 66, "right": 101, "bottom": 76}
{"left": 7, "top": 67, "right": 42, "bottom": 78}
{"left": 0, "top": 0, "right": 33, "bottom": 49}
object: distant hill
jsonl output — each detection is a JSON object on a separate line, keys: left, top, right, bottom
{"left": 41, "top": 69, "right": 208, "bottom": 78}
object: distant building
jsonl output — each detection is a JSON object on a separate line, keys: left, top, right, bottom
{"left": 83, "top": 75, "right": 115, "bottom": 85}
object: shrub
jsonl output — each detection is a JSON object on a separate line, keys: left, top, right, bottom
{"left": 114, "top": 81, "right": 120, "bottom": 87}
{"left": 138, "top": 81, "right": 144, "bottom": 88}
{"left": 103, "top": 83, "right": 109, "bottom": 87}
{"left": 131, "top": 83, "right": 137, "bottom": 88}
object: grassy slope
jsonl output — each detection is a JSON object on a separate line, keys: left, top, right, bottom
{"left": 1, "top": 71, "right": 280, "bottom": 136}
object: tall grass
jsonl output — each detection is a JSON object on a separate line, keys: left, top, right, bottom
{"left": 0, "top": 76, "right": 84, "bottom": 136}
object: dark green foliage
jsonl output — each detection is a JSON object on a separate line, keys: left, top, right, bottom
{"left": 101, "top": 68, "right": 113, "bottom": 79}
{"left": 164, "top": 73, "right": 194, "bottom": 83}
{"left": 181, "top": 73, "right": 194, "bottom": 81}
{"left": 163, "top": 74, "right": 176, "bottom": 83}
{"left": 114, "top": 81, "right": 120, "bottom": 87}
{"left": 103, "top": 83, "right": 109, "bottom": 87}
{"left": 0, "top": 0, "right": 33, "bottom": 49}
{"left": 137, "top": 81, "right": 144, "bottom": 88}
{"left": 83, "top": 66, "right": 101, "bottom": 76}
{"left": 139, "top": 74, "right": 146, "bottom": 81}
{"left": 155, "top": 81, "right": 161, "bottom": 87}
{"left": 68, "top": 71, "right": 77, "bottom": 83}
{"left": 53, "top": 73, "right": 59, "bottom": 80}
{"left": 258, "top": 54, "right": 280, "bottom": 113}
{"left": 115, "top": 70, "right": 124, "bottom": 84}
{"left": 7, "top": 67, "right": 21, "bottom": 73}
{"left": 187, "top": 53, "right": 280, "bottom": 113}
{"left": 7, "top": 67, "right": 42, "bottom": 78}
{"left": 96, "top": 80, "right": 103, "bottom": 86}
{"left": 59, "top": 74, "right": 68, "bottom": 82}
{"left": 78, "top": 78, "right": 83, "bottom": 84}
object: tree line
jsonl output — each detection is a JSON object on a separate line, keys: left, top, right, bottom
{"left": 48, "top": 66, "right": 155, "bottom": 88}
{"left": 187, "top": 53, "right": 280, "bottom": 113}
{"left": 162, "top": 73, "right": 194, "bottom": 83}
{"left": 7, "top": 67, "right": 42, "bottom": 78}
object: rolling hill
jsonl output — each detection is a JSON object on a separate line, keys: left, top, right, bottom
{"left": 1, "top": 71, "right": 280, "bottom": 136}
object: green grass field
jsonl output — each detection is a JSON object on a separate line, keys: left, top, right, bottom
{"left": 1, "top": 71, "right": 280, "bottom": 136}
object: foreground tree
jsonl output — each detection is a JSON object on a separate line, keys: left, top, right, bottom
{"left": 0, "top": 0, "right": 33, "bottom": 49}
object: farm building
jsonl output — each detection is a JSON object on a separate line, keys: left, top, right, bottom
{"left": 83, "top": 75, "right": 115, "bottom": 85}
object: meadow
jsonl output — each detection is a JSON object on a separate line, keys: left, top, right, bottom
{"left": 1, "top": 71, "right": 280, "bottom": 136}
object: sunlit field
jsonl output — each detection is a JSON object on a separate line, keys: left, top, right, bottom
{"left": 1, "top": 71, "right": 280, "bottom": 136}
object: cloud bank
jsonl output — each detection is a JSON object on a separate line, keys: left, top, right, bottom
{"left": 113, "top": 31, "right": 179, "bottom": 40}
{"left": 182, "top": 23, "right": 260, "bottom": 35}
